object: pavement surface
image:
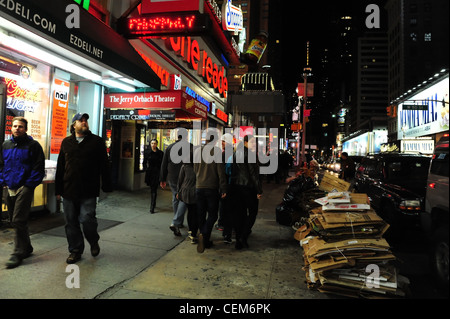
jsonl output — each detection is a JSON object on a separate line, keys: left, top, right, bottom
{"left": 0, "top": 181, "right": 329, "bottom": 302}
{"left": 0, "top": 173, "right": 447, "bottom": 308}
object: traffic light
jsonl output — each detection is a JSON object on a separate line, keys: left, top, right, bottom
{"left": 386, "top": 106, "right": 392, "bottom": 117}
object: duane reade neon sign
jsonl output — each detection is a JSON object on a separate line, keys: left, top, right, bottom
{"left": 165, "top": 37, "right": 228, "bottom": 99}
{"left": 222, "top": 0, "right": 243, "bottom": 33}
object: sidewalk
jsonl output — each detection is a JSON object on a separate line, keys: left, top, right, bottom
{"left": 0, "top": 182, "right": 327, "bottom": 300}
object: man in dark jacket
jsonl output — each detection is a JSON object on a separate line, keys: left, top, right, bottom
{"left": 160, "top": 132, "right": 192, "bottom": 236}
{"left": 0, "top": 117, "right": 45, "bottom": 268}
{"left": 55, "top": 113, "right": 112, "bottom": 264}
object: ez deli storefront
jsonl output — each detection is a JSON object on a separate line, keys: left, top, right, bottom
{"left": 0, "top": 0, "right": 161, "bottom": 212}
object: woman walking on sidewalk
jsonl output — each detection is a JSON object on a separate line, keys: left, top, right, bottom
{"left": 144, "top": 139, "right": 164, "bottom": 214}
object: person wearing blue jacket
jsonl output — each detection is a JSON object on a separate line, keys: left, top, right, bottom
{"left": 0, "top": 117, "right": 45, "bottom": 269}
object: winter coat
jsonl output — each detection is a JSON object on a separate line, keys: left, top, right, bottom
{"left": 55, "top": 131, "right": 112, "bottom": 200}
{"left": 160, "top": 139, "right": 193, "bottom": 186}
{"left": 0, "top": 134, "right": 45, "bottom": 190}
{"left": 144, "top": 148, "right": 163, "bottom": 188}
{"left": 177, "top": 163, "right": 196, "bottom": 204}
{"left": 230, "top": 147, "right": 263, "bottom": 195}
{"left": 193, "top": 144, "right": 227, "bottom": 194}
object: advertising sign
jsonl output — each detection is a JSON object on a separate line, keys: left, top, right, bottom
{"left": 50, "top": 79, "right": 70, "bottom": 154}
{"left": 222, "top": 0, "right": 243, "bottom": 33}
{"left": 398, "top": 76, "right": 449, "bottom": 139}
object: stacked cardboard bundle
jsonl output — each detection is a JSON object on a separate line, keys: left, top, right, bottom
{"left": 294, "top": 173, "right": 408, "bottom": 298}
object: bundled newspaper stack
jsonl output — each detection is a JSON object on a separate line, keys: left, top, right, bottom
{"left": 295, "top": 190, "right": 409, "bottom": 298}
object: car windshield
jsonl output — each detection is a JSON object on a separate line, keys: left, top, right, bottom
{"left": 385, "top": 158, "right": 430, "bottom": 184}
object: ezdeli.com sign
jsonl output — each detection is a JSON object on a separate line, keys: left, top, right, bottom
{"left": 0, "top": 0, "right": 104, "bottom": 61}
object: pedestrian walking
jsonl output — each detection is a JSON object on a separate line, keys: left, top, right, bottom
{"left": 220, "top": 133, "right": 235, "bottom": 244}
{"left": 0, "top": 117, "right": 45, "bottom": 269}
{"left": 160, "top": 132, "right": 193, "bottom": 236}
{"left": 55, "top": 113, "right": 113, "bottom": 264}
{"left": 229, "top": 134, "right": 262, "bottom": 250}
{"left": 194, "top": 130, "right": 227, "bottom": 253}
{"left": 177, "top": 149, "right": 198, "bottom": 244}
{"left": 144, "top": 139, "right": 164, "bottom": 214}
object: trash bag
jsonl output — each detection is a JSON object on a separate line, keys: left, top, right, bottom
{"left": 275, "top": 203, "right": 294, "bottom": 226}
{"left": 282, "top": 175, "right": 316, "bottom": 208}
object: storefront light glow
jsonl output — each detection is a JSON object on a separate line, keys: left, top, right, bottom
{"left": 0, "top": 30, "right": 102, "bottom": 82}
{"left": 102, "top": 79, "right": 135, "bottom": 92}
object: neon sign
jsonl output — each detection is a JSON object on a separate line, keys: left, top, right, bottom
{"left": 3, "top": 78, "right": 40, "bottom": 112}
{"left": 165, "top": 37, "right": 228, "bottom": 98}
{"left": 121, "top": 12, "right": 209, "bottom": 37}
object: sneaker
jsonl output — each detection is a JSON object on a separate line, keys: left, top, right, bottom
{"left": 91, "top": 242, "right": 100, "bottom": 257}
{"left": 190, "top": 237, "right": 198, "bottom": 244}
{"left": 5, "top": 255, "right": 22, "bottom": 269}
{"left": 197, "top": 233, "right": 205, "bottom": 253}
{"left": 170, "top": 225, "right": 182, "bottom": 236}
{"left": 223, "top": 236, "right": 232, "bottom": 244}
{"left": 66, "top": 252, "right": 82, "bottom": 264}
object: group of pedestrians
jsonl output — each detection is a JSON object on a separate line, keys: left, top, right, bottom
{"left": 0, "top": 116, "right": 263, "bottom": 269}
{"left": 146, "top": 130, "right": 263, "bottom": 252}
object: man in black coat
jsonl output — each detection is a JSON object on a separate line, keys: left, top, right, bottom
{"left": 55, "top": 113, "right": 112, "bottom": 264}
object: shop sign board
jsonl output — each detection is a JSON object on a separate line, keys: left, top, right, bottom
{"left": 401, "top": 139, "right": 435, "bottom": 154}
{"left": 221, "top": 0, "right": 243, "bottom": 33}
{"left": 50, "top": 78, "right": 70, "bottom": 154}
{"left": 164, "top": 37, "right": 228, "bottom": 98}
{"left": 104, "top": 91, "right": 207, "bottom": 119}
{"left": 106, "top": 109, "right": 176, "bottom": 121}
{"left": 398, "top": 76, "right": 449, "bottom": 139}
{"left": 120, "top": 12, "right": 210, "bottom": 37}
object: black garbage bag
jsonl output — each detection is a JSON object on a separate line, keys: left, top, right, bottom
{"left": 275, "top": 203, "right": 294, "bottom": 226}
{"left": 282, "top": 175, "right": 316, "bottom": 209}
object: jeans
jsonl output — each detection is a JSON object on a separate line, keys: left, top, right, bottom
{"left": 63, "top": 197, "right": 99, "bottom": 254}
{"left": 6, "top": 186, "right": 34, "bottom": 257}
{"left": 169, "top": 182, "right": 186, "bottom": 227}
{"left": 231, "top": 185, "right": 259, "bottom": 241}
{"left": 196, "top": 188, "right": 220, "bottom": 241}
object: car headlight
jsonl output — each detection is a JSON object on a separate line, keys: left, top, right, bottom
{"left": 399, "top": 200, "right": 421, "bottom": 211}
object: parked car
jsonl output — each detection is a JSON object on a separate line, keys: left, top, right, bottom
{"left": 422, "top": 133, "right": 449, "bottom": 292}
{"left": 354, "top": 152, "right": 431, "bottom": 229}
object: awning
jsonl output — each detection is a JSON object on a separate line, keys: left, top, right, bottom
{"left": 0, "top": 0, "right": 161, "bottom": 90}
{"left": 104, "top": 91, "right": 208, "bottom": 120}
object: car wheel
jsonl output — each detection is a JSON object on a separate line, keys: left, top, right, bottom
{"left": 431, "top": 227, "right": 449, "bottom": 294}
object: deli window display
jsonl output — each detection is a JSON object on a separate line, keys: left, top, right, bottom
{"left": 0, "top": 48, "right": 51, "bottom": 212}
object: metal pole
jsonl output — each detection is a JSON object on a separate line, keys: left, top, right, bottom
{"left": 301, "top": 73, "right": 308, "bottom": 164}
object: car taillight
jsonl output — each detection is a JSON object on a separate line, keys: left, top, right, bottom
{"left": 429, "top": 183, "right": 436, "bottom": 189}
{"left": 399, "top": 200, "right": 421, "bottom": 211}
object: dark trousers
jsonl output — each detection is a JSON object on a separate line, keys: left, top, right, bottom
{"left": 232, "top": 185, "right": 259, "bottom": 241}
{"left": 63, "top": 197, "right": 99, "bottom": 254}
{"left": 150, "top": 186, "right": 158, "bottom": 212}
{"left": 196, "top": 188, "right": 220, "bottom": 241}
{"left": 186, "top": 203, "right": 198, "bottom": 237}
{"left": 6, "top": 186, "right": 35, "bottom": 257}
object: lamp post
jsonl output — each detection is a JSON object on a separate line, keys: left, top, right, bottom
{"left": 298, "top": 41, "right": 312, "bottom": 165}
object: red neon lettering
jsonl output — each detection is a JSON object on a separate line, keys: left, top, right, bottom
{"left": 165, "top": 37, "right": 228, "bottom": 98}
{"left": 128, "top": 15, "right": 196, "bottom": 33}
